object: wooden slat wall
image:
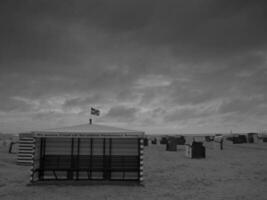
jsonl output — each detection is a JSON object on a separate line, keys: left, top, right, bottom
{"left": 92, "top": 139, "right": 103, "bottom": 155}
{"left": 31, "top": 137, "right": 142, "bottom": 182}
{"left": 45, "top": 138, "right": 72, "bottom": 155}
{"left": 35, "top": 138, "right": 139, "bottom": 156}
{"left": 139, "top": 138, "right": 144, "bottom": 184}
{"left": 79, "top": 138, "right": 91, "bottom": 155}
{"left": 17, "top": 136, "right": 34, "bottom": 165}
{"left": 112, "top": 139, "right": 138, "bottom": 155}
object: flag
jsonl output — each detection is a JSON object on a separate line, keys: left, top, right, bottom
{"left": 91, "top": 107, "right": 100, "bottom": 116}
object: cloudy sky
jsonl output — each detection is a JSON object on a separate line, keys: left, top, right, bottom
{"left": 0, "top": 0, "right": 267, "bottom": 134}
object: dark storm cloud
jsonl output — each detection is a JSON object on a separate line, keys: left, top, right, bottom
{"left": 0, "top": 0, "right": 267, "bottom": 132}
{"left": 1, "top": 0, "right": 267, "bottom": 67}
{"left": 145, "top": 0, "right": 267, "bottom": 58}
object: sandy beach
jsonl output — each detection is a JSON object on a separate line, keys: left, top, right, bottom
{"left": 0, "top": 141, "right": 266, "bottom": 200}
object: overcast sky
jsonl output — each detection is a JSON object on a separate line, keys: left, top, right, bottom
{"left": 0, "top": 0, "right": 267, "bottom": 134}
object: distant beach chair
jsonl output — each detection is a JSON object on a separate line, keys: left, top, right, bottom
{"left": 160, "top": 137, "right": 168, "bottom": 145}
{"left": 8, "top": 142, "right": 19, "bottom": 154}
{"left": 185, "top": 141, "right": 206, "bottom": 158}
{"left": 166, "top": 138, "right": 177, "bottom": 151}
{"left": 213, "top": 135, "right": 224, "bottom": 150}
{"left": 247, "top": 133, "right": 255, "bottom": 143}
{"left": 232, "top": 135, "right": 247, "bottom": 144}
{"left": 205, "top": 136, "right": 214, "bottom": 142}
{"left": 144, "top": 138, "right": 149, "bottom": 146}
{"left": 176, "top": 136, "right": 186, "bottom": 145}
{"left": 151, "top": 138, "right": 157, "bottom": 144}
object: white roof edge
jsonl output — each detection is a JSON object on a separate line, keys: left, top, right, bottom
{"left": 32, "top": 131, "right": 145, "bottom": 137}
{"left": 33, "top": 132, "right": 145, "bottom": 138}
{"left": 33, "top": 131, "right": 144, "bottom": 135}
{"left": 30, "top": 123, "right": 145, "bottom": 137}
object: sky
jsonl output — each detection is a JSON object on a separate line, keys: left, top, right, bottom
{"left": 0, "top": 0, "right": 267, "bottom": 134}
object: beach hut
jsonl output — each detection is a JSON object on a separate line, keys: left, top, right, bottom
{"left": 30, "top": 123, "right": 144, "bottom": 184}
{"left": 17, "top": 133, "right": 34, "bottom": 165}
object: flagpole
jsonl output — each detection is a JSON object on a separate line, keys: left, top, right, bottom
{"left": 90, "top": 107, "right": 92, "bottom": 124}
{"left": 90, "top": 107, "right": 100, "bottom": 124}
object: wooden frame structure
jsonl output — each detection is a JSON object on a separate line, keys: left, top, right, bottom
{"left": 30, "top": 124, "right": 144, "bottom": 184}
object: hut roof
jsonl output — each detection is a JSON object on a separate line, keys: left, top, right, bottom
{"left": 33, "top": 123, "right": 144, "bottom": 138}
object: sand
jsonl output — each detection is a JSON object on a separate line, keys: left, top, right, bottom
{"left": 0, "top": 141, "right": 266, "bottom": 200}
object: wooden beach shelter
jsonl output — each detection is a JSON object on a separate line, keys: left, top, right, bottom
{"left": 30, "top": 123, "right": 144, "bottom": 184}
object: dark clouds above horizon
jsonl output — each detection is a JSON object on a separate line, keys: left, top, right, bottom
{"left": 0, "top": 0, "right": 267, "bottom": 134}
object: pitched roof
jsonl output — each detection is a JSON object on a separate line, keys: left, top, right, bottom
{"left": 33, "top": 123, "right": 144, "bottom": 138}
